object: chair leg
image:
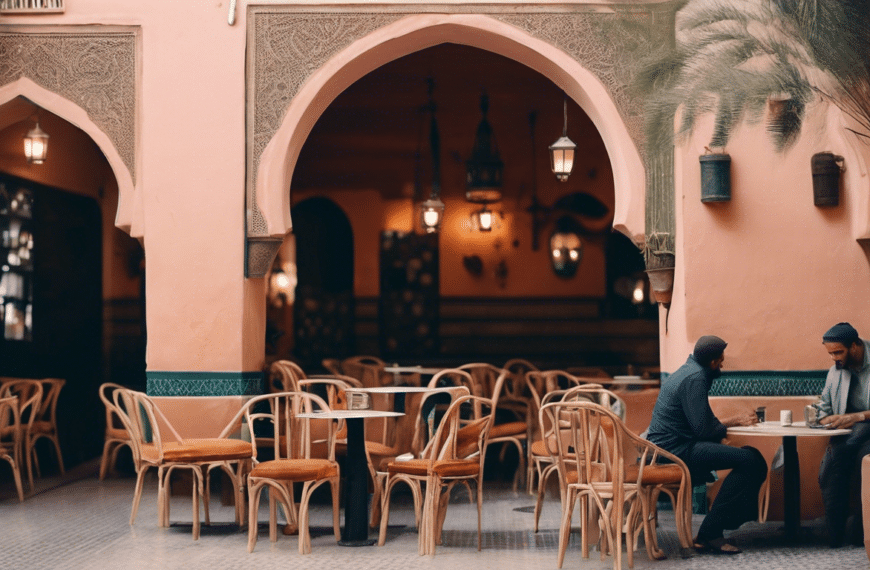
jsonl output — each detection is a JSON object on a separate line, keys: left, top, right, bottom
{"left": 557, "top": 488, "right": 577, "bottom": 569}
{"left": 191, "top": 468, "right": 203, "bottom": 540}
{"left": 130, "top": 467, "right": 148, "bottom": 525}
{"left": 3, "top": 456, "right": 25, "bottom": 501}
{"left": 202, "top": 466, "right": 211, "bottom": 527}
{"left": 99, "top": 441, "right": 115, "bottom": 481}
{"left": 330, "top": 477, "right": 341, "bottom": 542}
{"left": 50, "top": 436, "right": 64, "bottom": 474}
{"left": 247, "top": 481, "right": 263, "bottom": 553}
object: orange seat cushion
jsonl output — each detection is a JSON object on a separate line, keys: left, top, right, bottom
{"left": 489, "top": 421, "right": 526, "bottom": 439}
{"left": 141, "top": 439, "right": 253, "bottom": 463}
{"left": 624, "top": 463, "right": 684, "bottom": 485}
{"left": 387, "top": 458, "right": 479, "bottom": 478}
{"left": 250, "top": 458, "right": 338, "bottom": 481}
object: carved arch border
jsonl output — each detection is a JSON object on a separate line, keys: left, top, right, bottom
{"left": 246, "top": 4, "right": 673, "bottom": 276}
{"left": 0, "top": 26, "right": 140, "bottom": 234}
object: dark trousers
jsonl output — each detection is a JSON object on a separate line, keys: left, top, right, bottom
{"left": 683, "top": 443, "right": 768, "bottom": 542}
{"left": 819, "top": 421, "right": 870, "bottom": 542}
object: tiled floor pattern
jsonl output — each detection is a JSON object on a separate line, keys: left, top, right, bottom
{"left": 1, "top": 461, "right": 868, "bottom": 570}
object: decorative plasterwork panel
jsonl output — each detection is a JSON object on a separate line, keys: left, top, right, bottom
{"left": 247, "top": 4, "right": 675, "bottom": 239}
{"left": 0, "top": 28, "right": 138, "bottom": 182}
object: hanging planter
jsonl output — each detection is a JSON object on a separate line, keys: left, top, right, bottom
{"left": 811, "top": 152, "right": 844, "bottom": 207}
{"left": 699, "top": 150, "right": 731, "bottom": 202}
{"left": 644, "top": 251, "right": 675, "bottom": 305}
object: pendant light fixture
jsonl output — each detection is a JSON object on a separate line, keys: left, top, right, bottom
{"left": 418, "top": 79, "right": 445, "bottom": 234}
{"left": 549, "top": 98, "right": 576, "bottom": 182}
{"left": 465, "top": 91, "right": 503, "bottom": 204}
{"left": 23, "top": 117, "right": 49, "bottom": 165}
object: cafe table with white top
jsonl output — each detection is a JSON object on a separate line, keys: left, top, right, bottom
{"left": 726, "top": 420, "right": 851, "bottom": 540}
{"left": 296, "top": 408, "right": 402, "bottom": 546}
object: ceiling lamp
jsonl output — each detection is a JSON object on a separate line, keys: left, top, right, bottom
{"left": 418, "top": 79, "right": 445, "bottom": 234}
{"left": 549, "top": 98, "right": 576, "bottom": 182}
{"left": 23, "top": 118, "right": 49, "bottom": 164}
{"left": 465, "top": 92, "right": 503, "bottom": 205}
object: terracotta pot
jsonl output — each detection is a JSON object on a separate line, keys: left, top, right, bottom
{"left": 646, "top": 266, "right": 674, "bottom": 304}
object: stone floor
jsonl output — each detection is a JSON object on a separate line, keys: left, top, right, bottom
{"left": 1, "top": 460, "right": 868, "bottom": 570}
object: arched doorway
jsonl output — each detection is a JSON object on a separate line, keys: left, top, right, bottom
{"left": 283, "top": 43, "right": 656, "bottom": 369}
{"left": 290, "top": 197, "right": 355, "bottom": 368}
{"left": 0, "top": 98, "right": 144, "bottom": 469}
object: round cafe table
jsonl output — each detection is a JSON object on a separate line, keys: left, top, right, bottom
{"left": 727, "top": 420, "right": 851, "bottom": 541}
{"left": 297, "top": 409, "right": 402, "bottom": 546}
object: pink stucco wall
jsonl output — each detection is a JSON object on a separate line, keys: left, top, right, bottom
{"left": 665, "top": 101, "right": 870, "bottom": 372}
{"left": 9, "top": 2, "right": 867, "bottom": 377}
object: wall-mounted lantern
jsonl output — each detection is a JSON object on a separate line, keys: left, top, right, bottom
{"left": 549, "top": 216, "right": 583, "bottom": 278}
{"left": 700, "top": 149, "right": 731, "bottom": 202}
{"left": 811, "top": 152, "right": 844, "bottom": 207}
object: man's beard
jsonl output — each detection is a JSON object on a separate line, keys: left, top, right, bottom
{"left": 835, "top": 361, "right": 845, "bottom": 370}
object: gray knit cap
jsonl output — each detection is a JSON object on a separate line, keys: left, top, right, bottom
{"left": 822, "top": 322, "right": 859, "bottom": 346}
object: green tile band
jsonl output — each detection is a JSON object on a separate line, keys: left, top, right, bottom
{"left": 146, "top": 371, "right": 263, "bottom": 396}
{"left": 660, "top": 370, "right": 827, "bottom": 397}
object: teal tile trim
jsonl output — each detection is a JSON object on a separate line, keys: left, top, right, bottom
{"left": 660, "top": 370, "right": 826, "bottom": 396}
{"left": 146, "top": 371, "right": 263, "bottom": 396}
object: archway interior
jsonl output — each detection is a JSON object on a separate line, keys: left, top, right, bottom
{"left": 285, "top": 43, "right": 656, "bottom": 371}
{"left": 0, "top": 96, "right": 145, "bottom": 469}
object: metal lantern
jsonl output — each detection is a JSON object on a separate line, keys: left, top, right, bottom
{"left": 24, "top": 121, "right": 49, "bottom": 164}
{"left": 465, "top": 92, "right": 503, "bottom": 204}
{"left": 471, "top": 206, "right": 494, "bottom": 232}
{"left": 549, "top": 99, "right": 575, "bottom": 182}
{"left": 419, "top": 196, "right": 445, "bottom": 234}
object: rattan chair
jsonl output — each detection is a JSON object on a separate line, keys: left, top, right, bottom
{"left": 112, "top": 388, "right": 254, "bottom": 539}
{"left": 379, "top": 392, "right": 494, "bottom": 555}
{"left": 0, "top": 395, "right": 25, "bottom": 501}
{"left": 98, "top": 382, "right": 133, "bottom": 480}
{"left": 27, "top": 378, "right": 65, "bottom": 477}
{"left": 244, "top": 391, "right": 341, "bottom": 554}
{"left": 1, "top": 379, "right": 42, "bottom": 490}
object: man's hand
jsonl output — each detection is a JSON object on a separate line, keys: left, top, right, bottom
{"left": 820, "top": 412, "right": 865, "bottom": 429}
{"left": 721, "top": 410, "right": 759, "bottom": 427}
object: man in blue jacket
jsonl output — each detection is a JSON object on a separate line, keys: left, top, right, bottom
{"left": 647, "top": 335, "right": 766, "bottom": 554}
{"left": 817, "top": 322, "right": 870, "bottom": 547}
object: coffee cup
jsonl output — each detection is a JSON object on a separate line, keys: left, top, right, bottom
{"left": 780, "top": 409, "right": 792, "bottom": 426}
{"left": 755, "top": 406, "right": 766, "bottom": 423}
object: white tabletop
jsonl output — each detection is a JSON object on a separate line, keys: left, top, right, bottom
{"left": 296, "top": 410, "right": 404, "bottom": 419}
{"left": 727, "top": 421, "right": 851, "bottom": 437}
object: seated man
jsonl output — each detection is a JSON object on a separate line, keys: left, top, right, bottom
{"left": 646, "top": 335, "right": 767, "bottom": 554}
{"left": 818, "top": 322, "right": 870, "bottom": 547}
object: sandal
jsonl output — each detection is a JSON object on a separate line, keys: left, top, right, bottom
{"left": 693, "top": 537, "right": 741, "bottom": 555}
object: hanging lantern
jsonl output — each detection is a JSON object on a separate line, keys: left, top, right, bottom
{"left": 419, "top": 196, "right": 445, "bottom": 234}
{"left": 549, "top": 99, "right": 576, "bottom": 182}
{"left": 24, "top": 121, "right": 49, "bottom": 164}
{"left": 465, "top": 92, "right": 503, "bottom": 204}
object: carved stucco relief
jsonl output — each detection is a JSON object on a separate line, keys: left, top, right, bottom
{"left": 0, "top": 29, "right": 138, "bottom": 182}
{"left": 247, "top": 5, "right": 668, "bottom": 241}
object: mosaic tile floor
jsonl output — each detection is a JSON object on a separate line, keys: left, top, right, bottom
{"left": 1, "top": 460, "right": 867, "bottom": 570}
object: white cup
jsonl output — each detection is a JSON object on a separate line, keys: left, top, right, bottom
{"left": 780, "top": 409, "right": 793, "bottom": 426}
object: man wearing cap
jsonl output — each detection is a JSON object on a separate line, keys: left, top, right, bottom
{"left": 817, "top": 322, "right": 870, "bottom": 547}
{"left": 647, "top": 335, "right": 767, "bottom": 554}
